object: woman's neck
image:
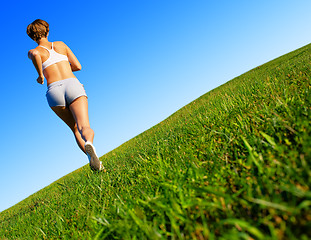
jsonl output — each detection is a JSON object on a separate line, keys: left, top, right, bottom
{"left": 37, "top": 37, "right": 49, "bottom": 46}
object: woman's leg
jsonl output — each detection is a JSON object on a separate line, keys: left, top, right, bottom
{"left": 51, "top": 106, "right": 86, "bottom": 153}
{"left": 68, "top": 96, "right": 95, "bottom": 144}
{"left": 69, "top": 96, "right": 103, "bottom": 171}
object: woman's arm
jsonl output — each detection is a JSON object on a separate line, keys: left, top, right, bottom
{"left": 28, "top": 49, "right": 44, "bottom": 84}
{"left": 64, "top": 43, "right": 82, "bottom": 72}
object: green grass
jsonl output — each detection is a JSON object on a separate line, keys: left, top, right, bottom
{"left": 1, "top": 44, "right": 311, "bottom": 239}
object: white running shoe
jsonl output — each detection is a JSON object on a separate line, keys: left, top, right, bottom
{"left": 85, "top": 141, "right": 104, "bottom": 171}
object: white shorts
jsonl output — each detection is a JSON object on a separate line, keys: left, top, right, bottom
{"left": 46, "top": 78, "right": 87, "bottom": 107}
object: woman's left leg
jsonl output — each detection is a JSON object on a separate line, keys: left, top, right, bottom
{"left": 69, "top": 96, "right": 103, "bottom": 171}
{"left": 68, "top": 96, "right": 95, "bottom": 143}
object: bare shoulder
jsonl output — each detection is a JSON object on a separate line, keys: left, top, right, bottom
{"left": 28, "top": 48, "right": 36, "bottom": 54}
{"left": 28, "top": 48, "right": 41, "bottom": 59}
{"left": 54, "top": 41, "right": 68, "bottom": 48}
{"left": 29, "top": 46, "right": 41, "bottom": 52}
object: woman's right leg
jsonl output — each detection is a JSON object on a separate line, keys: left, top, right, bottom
{"left": 51, "top": 106, "right": 86, "bottom": 153}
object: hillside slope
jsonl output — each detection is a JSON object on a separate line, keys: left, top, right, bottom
{"left": 1, "top": 44, "right": 311, "bottom": 239}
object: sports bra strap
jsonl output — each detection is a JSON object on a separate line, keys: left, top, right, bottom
{"left": 39, "top": 42, "right": 53, "bottom": 51}
{"left": 39, "top": 45, "right": 51, "bottom": 51}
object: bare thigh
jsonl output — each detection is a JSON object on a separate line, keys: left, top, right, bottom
{"left": 51, "top": 106, "right": 76, "bottom": 132}
{"left": 69, "top": 96, "right": 90, "bottom": 130}
{"left": 50, "top": 105, "right": 87, "bottom": 153}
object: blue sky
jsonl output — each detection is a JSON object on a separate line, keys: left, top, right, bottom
{"left": 0, "top": 0, "right": 310, "bottom": 212}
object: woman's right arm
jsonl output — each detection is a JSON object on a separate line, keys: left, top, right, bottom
{"left": 64, "top": 43, "right": 82, "bottom": 72}
{"left": 28, "top": 49, "right": 44, "bottom": 84}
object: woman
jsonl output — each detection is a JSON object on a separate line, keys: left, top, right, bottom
{"left": 27, "top": 19, "right": 103, "bottom": 171}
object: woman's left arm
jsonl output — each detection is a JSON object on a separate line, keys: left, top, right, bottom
{"left": 28, "top": 49, "right": 44, "bottom": 85}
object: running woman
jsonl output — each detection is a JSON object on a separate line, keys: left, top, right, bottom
{"left": 27, "top": 19, "right": 103, "bottom": 171}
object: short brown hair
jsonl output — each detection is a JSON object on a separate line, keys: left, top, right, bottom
{"left": 27, "top": 19, "right": 49, "bottom": 41}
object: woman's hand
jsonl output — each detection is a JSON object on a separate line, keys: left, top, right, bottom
{"left": 37, "top": 75, "right": 44, "bottom": 84}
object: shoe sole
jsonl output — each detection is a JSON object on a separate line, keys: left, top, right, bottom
{"left": 85, "top": 143, "right": 103, "bottom": 171}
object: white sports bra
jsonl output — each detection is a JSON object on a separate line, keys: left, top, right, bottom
{"left": 39, "top": 42, "right": 69, "bottom": 70}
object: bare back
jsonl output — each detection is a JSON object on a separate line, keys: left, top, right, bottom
{"left": 35, "top": 41, "right": 81, "bottom": 85}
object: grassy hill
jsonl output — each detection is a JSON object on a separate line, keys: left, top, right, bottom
{"left": 1, "top": 44, "right": 311, "bottom": 239}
